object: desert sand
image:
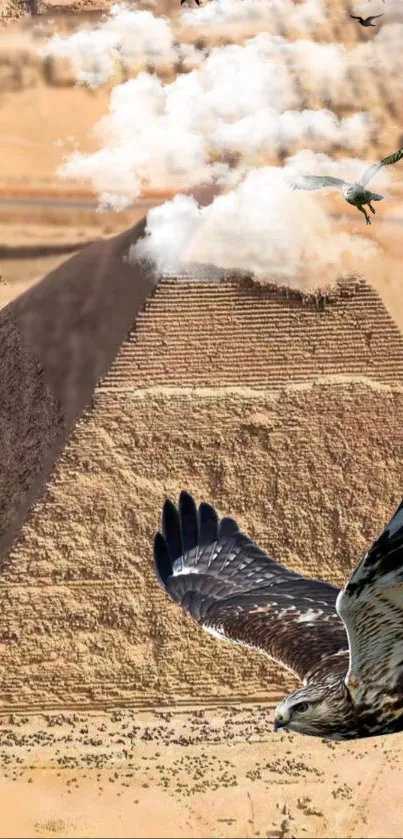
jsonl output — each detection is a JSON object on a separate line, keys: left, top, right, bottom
{"left": 1, "top": 4, "right": 403, "bottom": 839}
{"left": 0, "top": 706, "right": 403, "bottom": 839}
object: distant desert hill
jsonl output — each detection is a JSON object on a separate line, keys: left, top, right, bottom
{"left": 1, "top": 275, "right": 403, "bottom": 710}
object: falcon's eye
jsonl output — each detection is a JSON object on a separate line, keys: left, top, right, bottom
{"left": 293, "top": 701, "right": 309, "bottom": 714}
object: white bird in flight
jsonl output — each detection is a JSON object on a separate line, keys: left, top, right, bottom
{"left": 286, "top": 146, "right": 403, "bottom": 225}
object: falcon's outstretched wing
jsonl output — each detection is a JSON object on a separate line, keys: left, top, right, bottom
{"left": 153, "top": 492, "right": 349, "bottom": 685}
{"left": 337, "top": 497, "right": 403, "bottom": 702}
{"left": 286, "top": 174, "right": 347, "bottom": 192}
{"left": 359, "top": 147, "right": 403, "bottom": 187}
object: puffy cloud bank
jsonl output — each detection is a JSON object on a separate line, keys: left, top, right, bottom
{"left": 131, "top": 167, "right": 378, "bottom": 289}
{"left": 44, "top": 1, "right": 403, "bottom": 287}
{"left": 42, "top": 4, "right": 178, "bottom": 88}
{"left": 55, "top": 31, "right": 376, "bottom": 208}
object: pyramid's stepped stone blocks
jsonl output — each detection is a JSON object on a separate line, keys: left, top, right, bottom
{"left": 0, "top": 218, "right": 155, "bottom": 563}
{"left": 1, "top": 277, "right": 403, "bottom": 709}
{"left": 102, "top": 278, "right": 403, "bottom": 388}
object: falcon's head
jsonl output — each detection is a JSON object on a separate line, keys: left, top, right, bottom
{"left": 273, "top": 683, "right": 355, "bottom": 740}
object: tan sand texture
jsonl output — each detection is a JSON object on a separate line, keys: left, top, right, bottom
{"left": 0, "top": 705, "right": 402, "bottom": 839}
{"left": 0, "top": 217, "right": 155, "bottom": 562}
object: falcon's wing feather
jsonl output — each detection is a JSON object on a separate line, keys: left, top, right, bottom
{"left": 286, "top": 174, "right": 347, "bottom": 192}
{"left": 337, "top": 497, "right": 403, "bottom": 701}
{"left": 154, "top": 492, "right": 349, "bottom": 684}
{"left": 359, "top": 147, "right": 403, "bottom": 186}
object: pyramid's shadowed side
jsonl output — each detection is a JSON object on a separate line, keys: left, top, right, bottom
{"left": 0, "top": 216, "right": 156, "bottom": 564}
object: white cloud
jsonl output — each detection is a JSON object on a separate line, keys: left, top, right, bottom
{"left": 131, "top": 167, "right": 379, "bottom": 289}
{"left": 213, "top": 109, "right": 373, "bottom": 158}
{"left": 59, "top": 70, "right": 230, "bottom": 207}
{"left": 42, "top": 3, "right": 177, "bottom": 87}
{"left": 56, "top": 32, "right": 375, "bottom": 209}
{"left": 43, "top": 1, "right": 403, "bottom": 291}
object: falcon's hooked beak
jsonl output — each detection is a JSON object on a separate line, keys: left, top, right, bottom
{"left": 273, "top": 716, "right": 287, "bottom": 732}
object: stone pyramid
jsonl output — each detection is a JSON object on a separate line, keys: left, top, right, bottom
{"left": 1, "top": 273, "right": 403, "bottom": 710}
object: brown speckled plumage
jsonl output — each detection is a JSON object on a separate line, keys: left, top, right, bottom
{"left": 154, "top": 491, "right": 403, "bottom": 740}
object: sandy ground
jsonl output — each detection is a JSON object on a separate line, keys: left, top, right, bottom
{"left": 0, "top": 86, "right": 110, "bottom": 187}
{"left": 0, "top": 705, "right": 402, "bottom": 839}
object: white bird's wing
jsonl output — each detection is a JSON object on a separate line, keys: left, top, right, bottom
{"left": 286, "top": 174, "right": 347, "bottom": 192}
{"left": 359, "top": 147, "right": 403, "bottom": 187}
{"left": 336, "top": 498, "right": 403, "bottom": 703}
{"left": 154, "top": 492, "right": 349, "bottom": 685}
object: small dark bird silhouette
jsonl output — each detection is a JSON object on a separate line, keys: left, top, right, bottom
{"left": 350, "top": 13, "right": 384, "bottom": 26}
{"left": 181, "top": 0, "right": 201, "bottom": 5}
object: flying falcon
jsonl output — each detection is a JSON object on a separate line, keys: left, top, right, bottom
{"left": 287, "top": 146, "right": 403, "bottom": 225}
{"left": 350, "top": 13, "right": 383, "bottom": 26}
{"left": 154, "top": 491, "right": 403, "bottom": 741}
